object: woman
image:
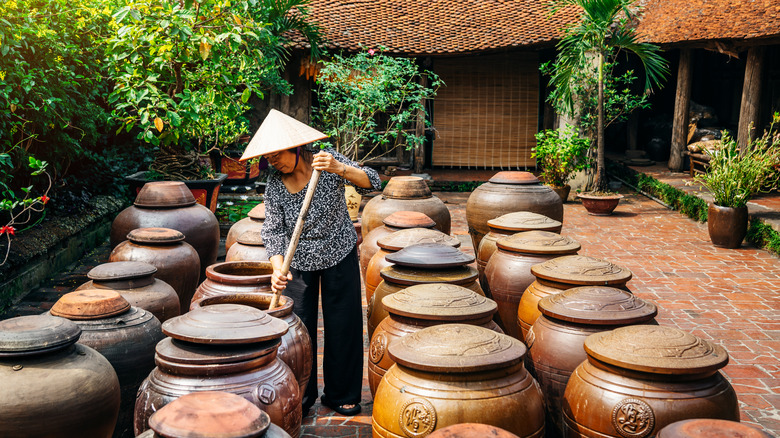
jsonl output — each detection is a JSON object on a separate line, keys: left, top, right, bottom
{"left": 261, "top": 145, "right": 381, "bottom": 417}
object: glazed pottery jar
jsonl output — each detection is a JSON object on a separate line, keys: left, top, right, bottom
{"left": 466, "top": 171, "right": 564, "bottom": 251}
{"left": 427, "top": 423, "right": 521, "bottom": 438}
{"left": 360, "top": 211, "right": 436, "bottom": 278}
{"left": 484, "top": 231, "right": 580, "bottom": 338}
{"left": 226, "top": 230, "right": 270, "bottom": 262}
{"left": 361, "top": 176, "right": 451, "bottom": 237}
{"left": 372, "top": 324, "right": 545, "bottom": 438}
{"left": 110, "top": 227, "right": 201, "bottom": 313}
{"left": 78, "top": 261, "right": 180, "bottom": 323}
{"left": 517, "top": 255, "right": 632, "bottom": 341}
{"left": 563, "top": 326, "right": 739, "bottom": 438}
{"left": 226, "top": 203, "right": 266, "bottom": 251}
{"left": 656, "top": 419, "right": 771, "bottom": 438}
{"left": 525, "top": 286, "right": 657, "bottom": 436}
{"left": 0, "top": 315, "right": 121, "bottom": 438}
{"left": 111, "top": 181, "right": 220, "bottom": 280}
{"left": 368, "top": 283, "right": 502, "bottom": 396}
{"left": 134, "top": 304, "right": 300, "bottom": 437}
{"left": 50, "top": 289, "right": 164, "bottom": 438}
{"left": 191, "top": 261, "right": 274, "bottom": 304}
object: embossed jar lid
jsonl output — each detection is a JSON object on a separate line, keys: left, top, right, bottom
{"left": 51, "top": 289, "right": 132, "bottom": 320}
{"left": 382, "top": 284, "right": 496, "bottom": 321}
{"left": 135, "top": 181, "right": 197, "bottom": 208}
{"left": 657, "top": 419, "right": 771, "bottom": 438}
{"left": 380, "top": 265, "right": 478, "bottom": 286}
{"left": 0, "top": 315, "right": 82, "bottom": 357}
{"left": 385, "top": 243, "right": 475, "bottom": 268}
{"left": 149, "top": 391, "right": 271, "bottom": 438}
{"left": 584, "top": 325, "right": 729, "bottom": 374}
{"left": 155, "top": 337, "right": 274, "bottom": 365}
{"left": 382, "top": 176, "right": 432, "bottom": 199}
{"left": 388, "top": 324, "right": 526, "bottom": 372}
{"left": 377, "top": 228, "right": 460, "bottom": 252}
{"left": 88, "top": 261, "right": 158, "bottom": 281}
{"left": 487, "top": 212, "right": 562, "bottom": 233}
{"left": 496, "top": 231, "right": 581, "bottom": 255}
{"left": 162, "top": 304, "right": 288, "bottom": 344}
{"left": 488, "top": 171, "right": 540, "bottom": 185}
{"left": 127, "top": 227, "right": 186, "bottom": 244}
{"left": 247, "top": 203, "right": 266, "bottom": 220}
{"left": 531, "top": 255, "right": 632, "bottom": 286}
{"left": 382, "top": 211, "right": 436, "bottom": 229}
{"left": 539, "top": 286, "right": 656, "bottom": 325}
{"left": 236, "top": 230, "right": 264, "bottom": 246}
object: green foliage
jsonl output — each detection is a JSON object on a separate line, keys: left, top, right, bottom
{"left": 438, "top": 181, "right": 484, "bottom": 192}
{"left": 746, "top": 219, "right": 780, "bottom": 256}
{"left": 1, "top": 153, "right": 51, "bottom": 265}
{"left": 635, "top": 174, "right": 709, "bottom": 222}
{"left": 533, "top": 125, "right": 592, "bottom": 187}
{"left": 215, "top": 199, "right": 262, "bottom": 223}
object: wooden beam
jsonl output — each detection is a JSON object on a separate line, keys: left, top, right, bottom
{"left": 737, "top": 46, "right": 766, "bottom": 150}
{"left": 414, "top": 74, "right": 429, "bottom": 173}
{"left": 669, "top": 49, "right": 693, "bottom": 171}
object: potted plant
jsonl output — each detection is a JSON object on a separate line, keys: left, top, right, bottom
{"left": 533, "top": 125, "right": 592, "bottom": 202}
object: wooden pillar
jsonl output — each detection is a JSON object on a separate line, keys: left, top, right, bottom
{"left": 669, "top": 48, "right": 693, "bottom": 171}
{"left": 414, "top": 74, "right": 429, "bottom": 173}
{"left": 738, "top": 46, "right": 766, "bottom": 150}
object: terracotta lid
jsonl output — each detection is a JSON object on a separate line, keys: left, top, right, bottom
{"left": 236, "top": 230, "right": 264, "bottom": 246}
{"left": 657, "top": 419, "right": 771, "bottom": 438}
{"left": 88, "top": 261, "right": 158, "bottom": 282}
{"left": 377, "top": 228, "right": 460, "bottom": 252}
{"left": 149, "top": 391, "right": 270, "bottom": 438}
{"left": 487, "top": 211, "right": 562, "bottom": 233}
{"left": 539, "top": 286, "right": 657, "bottom": 325}
{"left": 428, "top": 423, "right": 520, "bottom": 438}
{"left": 382, "top": 284, "right": 497, "bottom": 321}
{"left": 584, "top": 325, "right": 729, "bottom": 375}
{"left": 531, "top": 255, "right": 632, "bottom": 286}
{"left": 382, "top": 176, "right": 432, "bottom": 199}
{"left": 0, "top": 315, "right": 81, "bottom": 357}
{"left": 382, "top": 211, "right": 436, "bottom": 229}
{"left": 127, "top": 227, "right": 185, "bottom": 244}
{"left": 155, "top": 337, "right": 273, "bottom": 365}
{"left": 380, "top": 265, "right": 478, "bottom": 286}
{"left": 135, "top": 181, "right": 196, "bottom": 208}
{"left": 496, "top": 231, "right": 581, "bottom": 255}
{"left": 51, "top": 289, "right": 131, "bottom": 320}
{"left": 388, "top": 324, "right": 525, "bottom": 373}
{"left": 488, "top": 171, "right": 539, "bottom": 185}
{"left": 247, "top": 203, "right": 266, "bottom": 220}
{"left": 162, "top": 304, "right": 288, "bottom": 344}
{"left": 385, "top": 243, "right": 475, "bottom": 268}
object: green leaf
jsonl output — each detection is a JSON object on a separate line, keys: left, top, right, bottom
{"left": 241, "top": 88, "right": 251, "bottom": 103}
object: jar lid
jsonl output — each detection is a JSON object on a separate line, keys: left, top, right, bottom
{"left": 382, "top": 176, "right": 432, "bottom": 199}
{"left": 155, "top": 337, "right": 274, "bottom": 365}
{"left": 487, "top": 212, "right": 562, "bottom": 233}
{"left": 162, "top": 304, "right": 288, "bottom": 344}
{"left": 380, "top": 265, "right": 478, "bottom": 286}
{"left": 247, "top": 203, "right": 265, "bottom": 220}
{"left": 584, "top": 325, "right": 729, "bottom": 375}
{"left": 236, "top": 230, "right": 264, "bottom": 246}
{"left": 428, "top": 423, "right": 521, "bottom": 438}
{"left": 488, "top": 171, "right": 539, "bottom": 185}
{"left": 657, "top": 419, "right": 771, "bottom": 438}
{"left": 0, "top": 315, "right": 82, "bottom": 357}
{"left": 88, "top": 261, "right": 158, "bottom": 282}
{"left": 127, "top": 227, "right": 185, "bottom": 244}
{"left": 377, "top": 228, "right": 460, "bottom": 252}
{"left": 382, "top": 211, "right": 436, "bottom": 229}
{"left": 385, "top": 243, "right": 475, "bottom": 268}
{"left": 539, "top": 286, "right": 657, "bottom": 325}
{"left": 135, "top": 181, "right": 197, "bottom": 208}
{"left": 382, "top": 284, "right": 497, "bottom": 321}
{"left": 531, "top": 255, "right": 632, "bottom": 286}
{"left": 496, "top": 231, "right": 581, "bottom": 255}
{"left": 388, "top": 324, "right": 525, "bottom": 373}
{"left": 149, "top": 391, "right": 271, "bottom": 438}
{"left": 50, "top": 289, "right": 131, "bottom": 320}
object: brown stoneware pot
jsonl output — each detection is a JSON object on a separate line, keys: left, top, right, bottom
{"left": 707, "top": 203, "right": 748, "bottom": 249}
{"left": 360, "top": 211, "right": 436, "bottom": 278}
{"left": 576, "top": 193, "right": 624, "bottom": 216}
{"left": 191, "top": 261, "right": 274, "bottom": 304}
{"left": 372, "top": 324, "right": 545, "bottom": 438}
{"left": 525, "top": 286, "right": 657, "bottom": 437}
{"left": 361, "top": 176, "right": 451, "bottom": 237}
{"left": 50, "top": 290, "right": 164, "bottom": 438}
{"left": 466, "top": 171, "right": 564, "bottom": 251}
{"left": 226, "top": 230, "right": 270, "bottom": 262}
{"left": 226, "top": 203, "right": 265, "bottom": 252}
{"left": 656, "top": 418, "right": 771, "bottom": 438}
{"left": 111, "top": 181, "right": 220, "bottom": 280}
{"left": 78, "top": 261, "right": 180, "bottom": 323}
{"left": 110, "top": 227, "right": 200, "bottom": 314}
{"left": 368, "top": 283, "right": 502, "bottom": 397}
{"left": 563, "top": 326, "right": 739, "bottom": 438}
{"left": 0, "top": 315, "right": 121, "bottom": 438}
{"left": 517, "top": 255, "right": 632, "bottom": 341}
{"left": 134, "top": 304, "right": 300, "bottom": 437}
{"left": 427, "top": 423, "right": 521, "bottom": 438}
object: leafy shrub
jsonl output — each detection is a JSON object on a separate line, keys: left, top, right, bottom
{"left": 533, "top": 125, "right": 592, "bottom": 187}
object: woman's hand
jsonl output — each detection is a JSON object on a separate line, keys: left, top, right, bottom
{"left": 313, "top": 151, "right": 346, "bottom": 176}
{"left": 271, "top": 268, "right": 293, "bottom": 293}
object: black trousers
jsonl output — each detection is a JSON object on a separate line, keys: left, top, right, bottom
{"left": 284, "top": 246, "right": 363, "bottom": 408}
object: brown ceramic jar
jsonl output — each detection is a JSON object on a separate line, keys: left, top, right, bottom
{"left": 525, "top": 286, "right": 657, "bottom": 437}
{"left": 466, "top": 171, "right": 564, "bottom": 251}
{"left": 111, "top": 181, "right": 220, "bottom": 280}
{"left": 77, "top": 261, "right": 181, "bottom": 323}
{"left": 368, "top": 283, "right": 502, "bottom": 397}
{"left": 360, "top": 211, "right": 436, "bottom": 278}
{"left": 191, "top": 261, "right": 274, "bottom": 304}
{"left": 361, "top": 176, "right": 451, "bottom": 237}
{"left": 226, "top": 203, "right": 265, "bottom": 252}
{"left": 226, "top": 230, "right": 269, "bottom": 262}
{"left": 110, "top": 227, "right": 201, "bottom": 314}
{"left": 563, "top": 326, "right": 739, "bottom": 438}
{"left": 656, "top": 419, "right": 772, "bottom": 438}
{"left": 517, "top": 255, "right": 632, "bottom": 341}
{"left": 427, "top": 424, "right": 521, "bottom": 438}
{"left": 372, "top": 324, "right": 545, "bottom": 438}
{"left": 484, "top": 231, "right": 580, "bottom": 339}
{"left": 0, "top": 315, "right": 121, "bottom": 438}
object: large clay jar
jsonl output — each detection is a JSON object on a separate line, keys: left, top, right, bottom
{"left": 111, "top": 181, "right": 220, "bottom": 280}
{"left": 191, "top": 261, "right": 273, "bottom": 304}
{"left": 134, "top": 304, "right": 300, "bottom": 437}
{"left": 485, "top": 231, "right": 580, "bottom": 338}
{"left": 361, "top": 211, "right": 436, "bottom": 278}
{"left": 226, "top": 230, "right": 270, "bottom": 262}
{"left": 563, "top": 326, "right": 739, "bottom": 438}
{"left": 525, "top": 287, "right": 657, "bottom": 437}
{"left": 657, "top": 419, "right": 772, "bottom": 438}
{"left": 428, "top": 424, "right": 521, "bottom": 438}
{"left": 226, "top": 203, "right": 265, "bottom": 252}
{"left": 110, "top": 227, "right": 200, "bottom": 314}
{"left": 50, "top": 290, "right": 164, "bottom": 438}
{"left": 0, "top": 315, "right": 121, "bottom": 438}
{"left": 369, "top": 283, "right": 502, "bottom": 397}
{"left": 78, "top": 261, "right": 180, "bottom": 323}
{"left": 466, "top": 171, "right": 564, "bottom": 251}
{"left": 372, "top": 324, "right": 545, "bottom": 437}
{"left": 361, "top": 176, "right": 451, "bottom": 237}
{"left": 191, "top": 294, "right": 312, "bottom": 397}
{"left": 517, "top": 255, "right": 632, "bottom": 341}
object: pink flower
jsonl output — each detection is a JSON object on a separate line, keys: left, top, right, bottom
{"left": 1, "top": 225, "right": 15, "bottom": 236}
{"left": 368, "top": 49, "right": 375, "bottom": 56}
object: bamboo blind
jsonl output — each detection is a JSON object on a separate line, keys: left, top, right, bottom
{"left": 432, "top": 52, "right": 539, "bottom": 168}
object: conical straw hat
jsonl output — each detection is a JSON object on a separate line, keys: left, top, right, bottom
{"left": 240, "top": 109, "right": 328, "bottom": 161}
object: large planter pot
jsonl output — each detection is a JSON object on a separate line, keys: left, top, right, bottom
{"left": 126, "top": 171, "right": 228, "bottom": 213}
{"left": 360, "top": 211, "right": 436, "bottom": 279}
{"left": 576, "top": 192, "right": 624, "bottom": 216}
{"left": 361, "top": 176, "right": 451, "bottom": 237}
{"left": 213, "top": 150, "right": 262, "bottom": 186}
{"left": 707, "top": 203, "right": 748, "bottom": 249}
{"left": 550, "top": 184, "right": 572, "bottom": 203}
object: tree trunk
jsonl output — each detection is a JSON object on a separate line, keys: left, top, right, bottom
{"left": 595, "top": 52, "right": 607, "bottom": 192}
{"left": 737, "top": 46, "right": 765, "bottom": 151}
{"left": 669, "top": 48, "right": 692, "bottom": 171}
{"left": 414, "top": 74, "right": 428, "bottom": 173}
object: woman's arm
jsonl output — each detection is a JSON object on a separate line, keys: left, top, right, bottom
{"left": 312, "top": 150, "right": 382, "bottom": 193}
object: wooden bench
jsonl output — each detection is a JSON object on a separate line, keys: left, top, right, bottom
{"left": 683, "top": 151, "right": 710, "bottom": 177}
